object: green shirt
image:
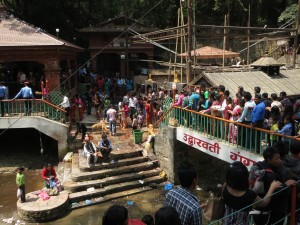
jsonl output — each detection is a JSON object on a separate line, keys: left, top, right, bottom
{"left": 204, "top": 90, "right": 209, "bottom": 99}
{"left": 16, "top": 173, "right": 25, "bottom": 186}
{"left": 104, "top": 99, "right": 111, "bottom": 108}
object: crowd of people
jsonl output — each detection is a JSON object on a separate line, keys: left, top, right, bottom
{"left": 60, "top": 85, "right": 171, "bottom": 136}
{"left": 173, "top": 84, "right": 300, "bottom": 150}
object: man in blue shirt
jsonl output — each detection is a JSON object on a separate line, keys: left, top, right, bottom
{"left": 13, "top": 81, "right": 35, "bottom": 116}
{"left": 98, "top": 133, "right": 113, "bottom": 162}
{"left": 251, "top": 93, "right": 266, "bottom": 153}
{"left": 0, "top": 81, "right": 8, "bottom": 116}
{"left": 186, "top": 88, "right": 199, "bottom": 111}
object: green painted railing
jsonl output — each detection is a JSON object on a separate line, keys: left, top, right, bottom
{"left": 0, "top": 99, "right": 66, "bottom": 122}
{"left": 159, "top": 106, "right": 299, "bottom": 156}
{"left": 162, "top": 96, "right": 174, "bottom": 114}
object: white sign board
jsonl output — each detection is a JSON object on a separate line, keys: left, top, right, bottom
{"left": 176, "top": 127, "right": 264, "bottom": 170}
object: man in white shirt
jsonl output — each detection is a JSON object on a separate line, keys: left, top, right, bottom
{"left": 106, "top": 105, "right": 117, "bottom": 136}
{"left": 129, "top": 94, "right": 137, "bottom": 121}
{"left": 59, "top": 95, "right": 70, "bottom": 122}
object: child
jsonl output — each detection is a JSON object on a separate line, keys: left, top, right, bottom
{"left": 137, "top": 111, "right": 144, "bottom": 129}
{"left": 269, "top": 116, "right": 279, "bottom": 145}
{"left": 272, "top": 115, "right": 292, "bottom": 142}
{"left": 16, "top": 167, "right": 26, "bottom": 203}
{"left": 132, "top": 115, "right": 138, "bottom": 130}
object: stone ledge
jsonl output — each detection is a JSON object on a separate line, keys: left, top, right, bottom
{"left": 17, "top": 191, "right": 69, "bottom": 223}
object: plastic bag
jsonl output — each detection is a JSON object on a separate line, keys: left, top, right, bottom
{"left": 63, "top": 152, "right": 73, "bottom": 162}
{"left": 164, "top": 183, "right": 173, "bottom": 191}
{"left": 17, "top": 188, "right": 22, "bottom": 199}
{"left": 38, "top": 190, "right": 50, "bottom": 200}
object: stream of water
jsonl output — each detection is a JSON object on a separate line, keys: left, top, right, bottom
{"left": 0, "top": 171, "right": 210, "bottom": 225}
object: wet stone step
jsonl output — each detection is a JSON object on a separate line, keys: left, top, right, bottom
{"left": 64, "top": 168, "right": 161, "bottom": 192}
{"left": 70, "top": 186, "right": 153, "bottom": 210}
{"left": 69, "top": 175, "right": 166, "bottom": 203}
{"left": 79, "top": 154, "right": 149, "bottom": 172}
{"left": 71, "top": 161, "right": 158, "bottom": 182}
{"left": 78, "top": 144, "right": 144, "bottom": 162}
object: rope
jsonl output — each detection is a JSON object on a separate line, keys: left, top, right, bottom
{"left": 39, "top": 130, "right": 44, "bottom": 155}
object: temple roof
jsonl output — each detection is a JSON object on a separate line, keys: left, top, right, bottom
{"left": 0, "top": 13, "right": 83, "bottom": 50}
{"left": 179, "top": 46, "right": 240, "bottom": 59}
{"left": 79, "top": 16, "right": 158, "bottom": 33}
{"left": 251, "top": 55, "right": 284, "bottom": 67}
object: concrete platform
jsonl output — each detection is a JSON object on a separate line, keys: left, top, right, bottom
{"left": 17, "top": 191, "right": 69, "bottom": 223}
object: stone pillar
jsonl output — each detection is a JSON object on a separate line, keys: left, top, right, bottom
{"left": 69, "top": 60, "right": 78, "bottom": 97}
{"left": 90, "top": 51, "right": 98, "bottom": 72}
{"left": 155, "top": 126, "right": 178, "bottom": 183}
{"left": 44, "top": 60, "right": 61, "bottom": 92}
{"left": 148, "top": 55, "right": 154, "bottom": 70}
{"left": 120, "top": 58, "right": 126, "bottom": 77}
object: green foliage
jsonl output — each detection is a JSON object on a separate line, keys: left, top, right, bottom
{"left": 278, "top": 3, "right": 297, "bottom": 22}
{"left": 0, "top": 0, "right": 298, "bottom": 42}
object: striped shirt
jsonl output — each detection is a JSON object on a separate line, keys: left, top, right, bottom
{"left": 164, "top": 187, "right": 202, "bottom": 225}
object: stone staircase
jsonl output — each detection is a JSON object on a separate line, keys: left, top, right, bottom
{"left": 59, "top": 131, "right": 166, "bottom": 209}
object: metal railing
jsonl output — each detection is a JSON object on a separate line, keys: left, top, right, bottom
{"left": 158, "top": 106, "right": 300, "bottom": 155}
{"left": 0, "top": 99, "right": 66, "bottom": 122}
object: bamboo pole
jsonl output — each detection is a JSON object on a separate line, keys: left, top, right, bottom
{"left": 187, "top": 0, "right": 192, "bottom": 83}
{"left": 293, "top": 0, "right": 300, "bottom": 67}
{"left": 223, "top": 15, "right": 227, "bottom": 68}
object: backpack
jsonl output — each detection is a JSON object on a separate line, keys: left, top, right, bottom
{"left": 249, "top": 164, "right": 274, "bottom": 195}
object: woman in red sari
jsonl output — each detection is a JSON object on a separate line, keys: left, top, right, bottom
{"left": 70, "top": 95, "right": 85, "bottom": 122}
{"left": 145, "top": 100, "right": 153, "bottom": 127}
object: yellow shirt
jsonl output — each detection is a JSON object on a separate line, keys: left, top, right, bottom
{"left": 270, "top": 123, "right": 279, "bottom": 141}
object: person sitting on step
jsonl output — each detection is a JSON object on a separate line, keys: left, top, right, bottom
{"left": 98, "top": 133, "right": 113, "bottom": 162}
{"left": 83, "top": 136, "right": 98, "bottom": 167}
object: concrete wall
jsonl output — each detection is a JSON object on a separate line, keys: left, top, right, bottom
{"left": 155, "top": 125, "right": 229, "bottom": 190}
{"left": 0, "top": 117, "right": 69, "bottom": 160}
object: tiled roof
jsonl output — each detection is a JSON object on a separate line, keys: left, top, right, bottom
{"left": 204, "top": 69, "right": 300, "bottom": 96}
{"left": 0, "top": 14, "right": 83, "bottom": 50}
{"left": 179, "top": 46, "right": 240, "bottom": 59}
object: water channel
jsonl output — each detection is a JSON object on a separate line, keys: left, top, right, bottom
{"left": 0, "top": 128, "right": 219, "bottom": 224}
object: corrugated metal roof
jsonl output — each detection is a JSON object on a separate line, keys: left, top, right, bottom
{"left": 0, "top": 15, "right": 83, "bottom": 49}
{"left": 204, "top": 69, "right": 300, "bottom": 96}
